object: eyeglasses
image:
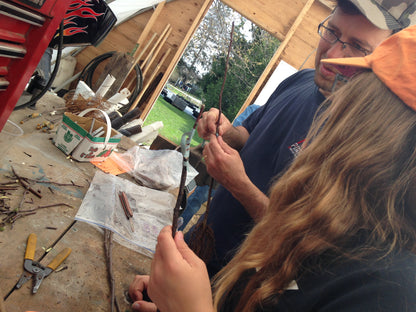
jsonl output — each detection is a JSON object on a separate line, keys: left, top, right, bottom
{"left": 317, "top": 16, "right": 370, "bottom": 57}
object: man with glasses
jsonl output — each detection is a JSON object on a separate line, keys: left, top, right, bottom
{"left": 188, "top": 0, "right": 416, "bottom": 278}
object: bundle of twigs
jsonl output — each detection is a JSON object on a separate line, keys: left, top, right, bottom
{"left": 64, "top": 90, "right": 112, "bottom": 116}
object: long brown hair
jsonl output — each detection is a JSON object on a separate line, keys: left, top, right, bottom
{"left": 212, "top": 72, "right": 416, "bottom": 311}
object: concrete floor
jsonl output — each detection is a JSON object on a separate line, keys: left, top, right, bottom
{"left": 0, "top": 93, "right": 153, "bottom": 312}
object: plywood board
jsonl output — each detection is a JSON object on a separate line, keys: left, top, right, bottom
{"left": 222, "top": 0, "right": 308, "bottom": 40}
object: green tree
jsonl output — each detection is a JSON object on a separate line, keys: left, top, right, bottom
{"left": 200, "top": 22, "right": 280, "bottom": 120}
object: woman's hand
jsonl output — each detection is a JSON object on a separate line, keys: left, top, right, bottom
{"left": 128, "top": 275, "right": 158, "bottom": 312}
{"left": 148, "top": 226, "right": 214, "bottom": 312}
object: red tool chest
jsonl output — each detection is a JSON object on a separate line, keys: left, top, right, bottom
{"left": 0, "top": 0, "right": 71, "bottom": 131}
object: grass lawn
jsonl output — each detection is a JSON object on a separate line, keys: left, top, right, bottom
{"left": 143, "top": 96, "right": 204, "bottom": 147}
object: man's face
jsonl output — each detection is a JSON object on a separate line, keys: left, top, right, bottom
{"left": 314, "top": 8, "right": 391, "bottom": 93}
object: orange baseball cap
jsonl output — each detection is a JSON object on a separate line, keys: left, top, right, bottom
{"left": 321, "top": 25, "right": 416, "bottom": 111}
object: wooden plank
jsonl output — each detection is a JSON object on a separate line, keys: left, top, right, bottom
{"left": 141, "top": 24, "right": 172, "bottom": 75}
{"left": 93, "top": 52, "right": 134, "bottom": 99}
{"left": 221, "top": 0, "right": 308, "bottom": 40}
{"left": 281, "top": 2, "right": 330, "bottom": 68}
{"left": 132, "top": 1, "right": 166, "bottom": 57}
{"left": 129, "top": 48, "right": 172, "bottom": 112}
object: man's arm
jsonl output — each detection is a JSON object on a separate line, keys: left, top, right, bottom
{"left": 203, "top": 135, "right": 268, "bottom": 221}
{"left": 222, "top": 125, "right": 250, "bottom": 151}
{"left": 226, "top": 172, "right": 269, "bottom": 221}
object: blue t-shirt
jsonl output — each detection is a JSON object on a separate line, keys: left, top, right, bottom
{"left": 203, "top": 69, "right": 325, "bottom": 276}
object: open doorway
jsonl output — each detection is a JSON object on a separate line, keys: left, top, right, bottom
{"left": 144, "top": 0, "right": 280, "bottom": 146}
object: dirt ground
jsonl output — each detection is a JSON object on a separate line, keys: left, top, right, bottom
{"left": 0, "top": 93, "right": 156, "bottom": 312}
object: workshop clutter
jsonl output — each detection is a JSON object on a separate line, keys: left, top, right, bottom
{"left": 75, "top": 170, "right": 176, "bottom": 255}
{"left": 54, "top": 108, "right": 121, "bottom": 162}
{"left": 117, "top": 146, "right": 199, "bottom": 191}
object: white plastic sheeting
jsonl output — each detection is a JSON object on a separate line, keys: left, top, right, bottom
{"left": 253, "top": 60, "right": 297, "bottom": 106}
{"left": 108, "top": 0, "right": 168, "bottom": 25}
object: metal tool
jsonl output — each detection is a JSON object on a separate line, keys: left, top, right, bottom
{"left": 15, "top": 233, "right": 72, "bottom": 294}
{"left": 171, "top": 105, "right": 205, "bottom": 237}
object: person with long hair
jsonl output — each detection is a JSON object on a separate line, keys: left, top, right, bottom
{"left": 129, "top": 25, "right": 416, "bottom": 312}
{"left": 187, "top": 0, "right": 416, "bottom": 278}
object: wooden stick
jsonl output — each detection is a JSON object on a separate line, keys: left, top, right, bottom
{"left": 141, "top": 24, "right": 171, "bottom": 72}
{"left": 132, "top": 1, "right": 166, "bottom": 58}
{"left": 128, "top": 48, "right": 172, "bottom": 112}
{"left": 11, "top": 167, "right": 42, "bottom": 198}
{"left": 216, "top": 22, "right": 234, "bottom": 133}
{"left": 126, "top": 32, "right": 158, "bottom": 81}
{"left": 126, "top": 26, "right": 172, "bottom": 92}
{"left": 104, "top": 229, "right": 120, "bottom": 312}
{"left": 171, "top": 107, "right": 205, "bottom": 237}
{"left": 142, "top": 26, "right": 172, "bottom": 77}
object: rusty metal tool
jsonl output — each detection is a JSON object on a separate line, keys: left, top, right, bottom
{"left": 118, "top": 191, "right": 134, "bottom": 232}
{"left": 8, "top": 233, "right": 71, "bottom": 297}
{"left": 20, "top": 112, "right": 41, "bottom": 124}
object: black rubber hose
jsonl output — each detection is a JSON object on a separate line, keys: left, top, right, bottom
{"left": 14, "top": 20, "right": 64, "bottom": 110}
{"left": 78, "top": 51, "right": 115, "bottom": 86}
{"left": 76, "top": 52, "right": 143, "bottom": 111}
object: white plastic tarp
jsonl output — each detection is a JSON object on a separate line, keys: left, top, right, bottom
{"left": 108, "top": 0, "right": 169, "bottom": 25}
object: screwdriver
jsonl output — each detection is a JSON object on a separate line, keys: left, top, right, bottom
{"left": 20, "top": 113, "right": 41, "bottom": 124}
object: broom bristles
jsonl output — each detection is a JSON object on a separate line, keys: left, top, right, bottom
{"left": 188, "top": 220, "right": 215, "bottom": 263}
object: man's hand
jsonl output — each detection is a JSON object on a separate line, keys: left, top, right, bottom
{"left": 197, "top": 108, "right": 232, "bottom": 140}
{"left": 128, "top": 275, "right": 158, "bottom": 312}
{"left": 203, "top": 134, "right": 246, "bottom": 190}
{"left": 148, "top": 226, "right": 214, "bottom": 312}
{"left": 203, "top": 134, "right": 269, "bottom": 221}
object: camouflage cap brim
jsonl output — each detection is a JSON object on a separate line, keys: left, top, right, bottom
{"left": 349, "top": 0, "right": 416, "bottom": 30}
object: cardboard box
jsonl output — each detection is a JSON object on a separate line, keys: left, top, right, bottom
{"left": 54, "top": 109, "right": 120, "bottom": 162}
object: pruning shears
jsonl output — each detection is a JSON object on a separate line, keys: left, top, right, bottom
{"left": 15, "top": 233, "right": 71, "bottom": 294}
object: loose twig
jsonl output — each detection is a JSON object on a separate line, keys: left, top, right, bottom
{"left": 104, "top": 229, "right": 120, "bottom": 312}
{"left": 11, "top": 166, "right": 42, "bottom": 198}
{"left": 25, "top": 178, "right": 83, "bottom": 188}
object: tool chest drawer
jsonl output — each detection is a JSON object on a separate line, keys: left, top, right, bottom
{"left": 0, "top": 0, "right": 71, "bottom": 132}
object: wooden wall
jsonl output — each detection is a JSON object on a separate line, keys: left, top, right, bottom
{"left": 74, "top": 0, "right": 213, "bottom": 119}
{"left": 74, "top": 0, "right": 332, "bottom": 119}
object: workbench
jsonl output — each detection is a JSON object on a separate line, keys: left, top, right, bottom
{"left": 0, "top": 93, "right": 153, "bottom": 312}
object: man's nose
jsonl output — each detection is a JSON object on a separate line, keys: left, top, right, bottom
{"left": 326, "top": 40, "right": 349, "bottom": 58}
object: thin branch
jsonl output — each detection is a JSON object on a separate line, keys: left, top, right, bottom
{"left": 216, "top": 22, "right": 234, "bottom": 133}
{"left": 104, "top": 229, "right": 120, "bottom": 312}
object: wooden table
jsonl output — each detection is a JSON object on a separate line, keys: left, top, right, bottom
{"left": 0, "top": 93, "right": 152, "bottom": 312}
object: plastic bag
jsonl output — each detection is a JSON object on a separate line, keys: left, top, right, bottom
{"left": 75, "top": 171, "right": 175, "bottom": 256}
{"left": 118, "top": 146, "right": 199, "bottom": 191}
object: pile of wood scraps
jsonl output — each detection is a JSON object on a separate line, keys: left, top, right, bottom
{"left": 0, "top": 166, "right": 83, "bottom": 230}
